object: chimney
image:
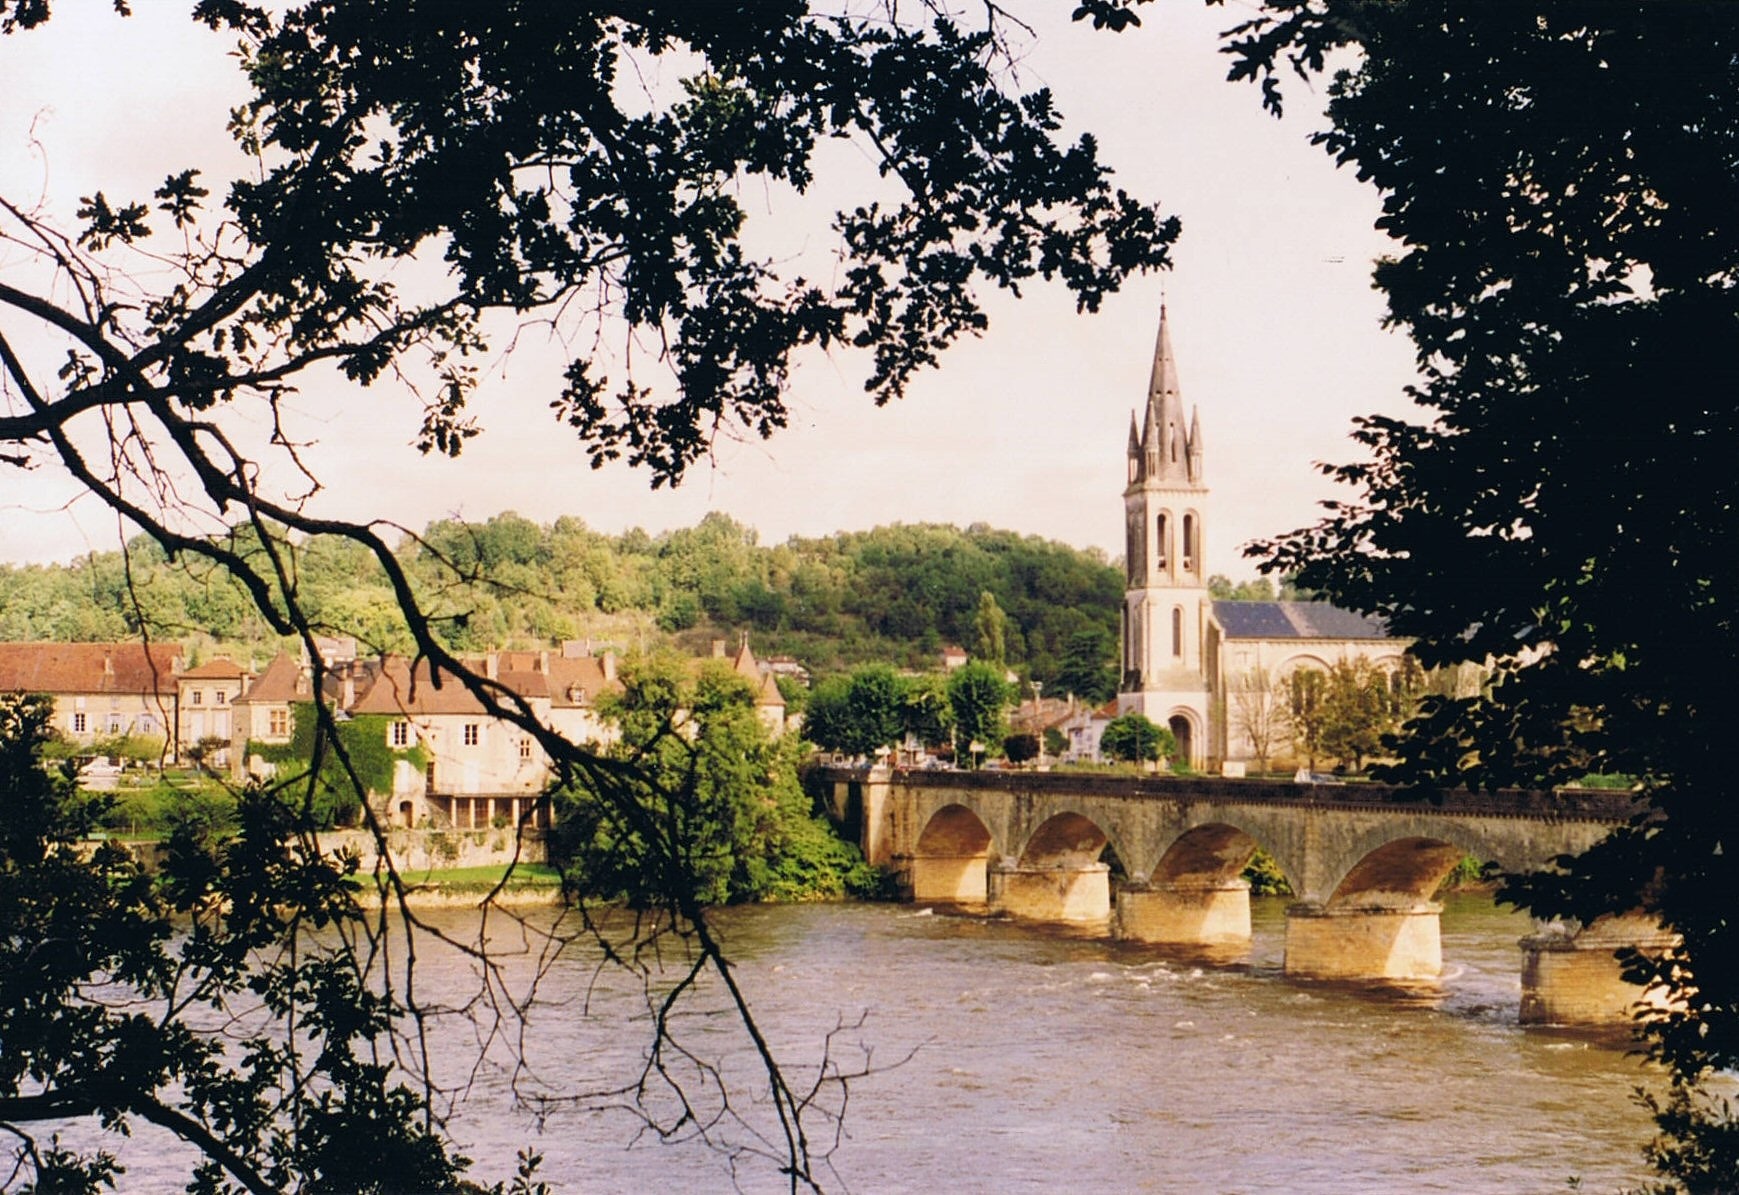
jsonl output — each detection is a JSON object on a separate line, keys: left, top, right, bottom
{"left": 602, "top": 650, "right": 617, "bottom": 682}
{"left": 341, "top": 674, "right": 356, "bottom": 710}
{"left": 711, "top": 639, "right": 726, "bottom": 658}
{"left": 485, "top": 652, "right": 499, "bottom": 680}
{"left": 539, "top": 650, "right": 550, "bottom": 674}
{"left": 103, "top": 651, "right": 114, "bottom": 677}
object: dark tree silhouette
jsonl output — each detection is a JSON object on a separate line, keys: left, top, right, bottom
{"left": 1225, "top": 1, "right": 1739, "bottom": 1175}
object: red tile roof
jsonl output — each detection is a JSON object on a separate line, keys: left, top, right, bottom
{"left": 181, "top": 656, "right": 247, "bottom": 680}
{"left": 235, "top": 654, "right": 309, "bottom": 704}
{"left": 0, "top": 641, "right": 182, "bottom": 697}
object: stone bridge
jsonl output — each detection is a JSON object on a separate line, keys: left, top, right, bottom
{"left": 810, "top": 766, "right": 1669, "bottom": 1026}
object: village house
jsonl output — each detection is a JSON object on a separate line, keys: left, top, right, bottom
{"left": 177, "top": 656, "right": 250, "bottom": 764}
{"left": 227, "top": 637, "right": 786, "bottom": 830}
{"left": 0, "top": 641, "right": 182, "bottom": 751}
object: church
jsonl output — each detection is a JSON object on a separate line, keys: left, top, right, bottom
{"left": 1116, "top": 306, "right": 1408, "bottom": 771}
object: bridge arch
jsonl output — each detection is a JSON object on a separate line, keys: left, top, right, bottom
{"left": 1152, "top": 823, "right": 1266, "bottom": 889}
{"left": 1327, "top": 836, "right": 1470, "bottom": 909}
{"left": 911, "top": 803, "right": 996, "bottom": 905}
{"left": 1017, "top": 810, "right": 1119, "bottom": 871}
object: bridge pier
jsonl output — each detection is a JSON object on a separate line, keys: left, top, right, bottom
{"left": 1519, "top": 913, "right": 1679, "bottom": 1026}
{"left": 1116, "top": 879, "right": 1251, "bottom": 947}
{"left": 1283, "top": 900, "right": 1443, "bottom": 982}
{"left": 989, "top": 861, "right": 1111, "bottom": 924}
{"left": 906, "top": 851, "right": 991, "bottom": 905}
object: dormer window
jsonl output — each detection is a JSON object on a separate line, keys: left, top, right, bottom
{"left": 568, "top": 684, "right": 586, "bottom": 704}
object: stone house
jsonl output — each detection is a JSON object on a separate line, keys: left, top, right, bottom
{"left": 0, "top": 641, "right": 182, "bottom": 749}
{"left": 177, "top": 656, "right": 249, "bottom": 762}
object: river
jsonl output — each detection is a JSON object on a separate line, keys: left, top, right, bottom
{"left": 96, "top": 894, "right": 1662, "bottom": 1192}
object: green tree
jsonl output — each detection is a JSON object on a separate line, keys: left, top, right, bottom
{"left": 552, "top": 655, "right": 871, "bottom": 906}
{"left": 899, "top": 672, "right": 955, "bottom": 753}
{"left": 1002, "top": 732, "right": 1040, "bottom": 766}
{"left": 841, "top": 664, "right": 907, "bottom": 760}
{"left": 1099, "top": 711, "right": 1175, "bottom": 767}
{"left": 1053, "top": 627, "right": 1118, "bottom": 704}
{"left": 1286, "top": 668, "right": 1327, "bottom": 771}
{"left": 1208, "top": 575, "right": 1276, "bottom": 602}
{"left": 1315, "top": 658, "right": 1401, "bottom": 773}
{"left": 801, "top": 674, "right": 854, "bottom": 756}
{"left": 947, "top": 661, "right": 1012, "bottom": 768}
{"left": 972, "top": 591, "right": 1009, "bottom": 667}
{"left": 1228, "top": 3, "right": 1739, "bottom": 1175}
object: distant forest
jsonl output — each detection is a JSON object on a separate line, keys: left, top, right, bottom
{"left": 0, "top": 513, "right": 1159, "bottom": 693}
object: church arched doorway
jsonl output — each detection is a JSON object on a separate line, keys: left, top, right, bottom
{"left": 1168, "top": 714, "right": 1194, "bottom": 767}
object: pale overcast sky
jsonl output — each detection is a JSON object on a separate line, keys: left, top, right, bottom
{"left": 0, "top": 2, "right": 1419, "bottom": 577}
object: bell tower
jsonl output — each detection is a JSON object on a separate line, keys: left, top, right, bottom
{"left": 1119, "top": 304, "right": 1211, "bottom": 764}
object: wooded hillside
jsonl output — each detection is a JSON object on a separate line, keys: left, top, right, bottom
{"left": 0, "top": 514, "right": 1127, "bottom": 690}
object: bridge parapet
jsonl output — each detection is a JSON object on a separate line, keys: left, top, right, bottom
{"left": 806, "top": 764, "right": 1636, "bottom": 823}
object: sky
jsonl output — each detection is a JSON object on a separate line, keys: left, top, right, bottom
{"left": 0, "top": 1, "right": 1420, "bottom": 579}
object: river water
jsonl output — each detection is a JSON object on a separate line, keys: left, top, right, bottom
{"left": 97, "top": 894, "right": 1662, "bottom": 1192}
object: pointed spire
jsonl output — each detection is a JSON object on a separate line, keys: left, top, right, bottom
{"left": 1138, "top": 303, "right": 1192, "bottom": 483}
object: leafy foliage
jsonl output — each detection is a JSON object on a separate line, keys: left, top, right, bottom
{"left": 946, "top": 661, "right": 1013, "bottom": 767}
{"left": 1099, "top": 711, "right": 1174, "bottom": 765}
{"left": 551, "top": 654, "right": 875, "bottom": 906}
{"left": 1225, "top": 1, "right": 1739, "bottom": 1179}
{"left": 0, "top": 518, "right": 1127, "bottom": 690}
{"left": 248, "top": 704, "right": 425, "bottom": 828}
{"left": 0, "top": 692, "right": 481, "bottom": 1193}
{"left": 1002, "top": 732, "right": 1039, "bottom": 766}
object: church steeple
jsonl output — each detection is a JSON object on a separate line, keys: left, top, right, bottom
{"left": 1118, "top": 300, "right": 1211, "bottom": 765}
{"left": 1129, "top": 304, "right": 1201, "bottom": 486}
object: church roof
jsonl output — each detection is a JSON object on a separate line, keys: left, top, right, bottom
{"left": 1212, "top": 600, "right": 1391, "bottom": 641}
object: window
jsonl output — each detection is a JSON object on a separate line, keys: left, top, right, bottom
{"left": 390, "top": 720, "right": 411, "bottom": 748}
{"left": 1172, "top": 606, "right": 1184, "bottom": 657}
{"left": 518, "top": 738, "right": 532, "bottom": 762}
{"left": 216, "top": 691, "right": 228, "bottom": 706}
{"left": 463, "top": 723, "right": 480, "bottom": 747}
{"left": 139, "top": 715, "right": 156, "bottom": 733}
{"left": 107, "top": 716, "right": 123, "bottom": 734}
{"left": 1182, "top": 514, "right": 1196, "bottom": 573}
{"left": 72, "top": 712, "right": 87, "bottom": 733}
{"left": 268, "top": 708, "right": 289, "bottom": 736}
{"left": 190, "top": 689, "right": 203, "bottom": 705}
{"left": 1155, "top": 513, "right": 1169, "bottom": 570}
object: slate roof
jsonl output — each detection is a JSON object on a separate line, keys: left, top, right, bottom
{"left": 1212, "top": 601, "right": 1391, "bottom": 641}
{"left": 0, "top": 641, "right": 182, "bottom": 696}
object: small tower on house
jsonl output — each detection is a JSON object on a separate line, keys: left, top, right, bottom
{"left": 1118, "top": 304, "right": 1212, "bottom": 765}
